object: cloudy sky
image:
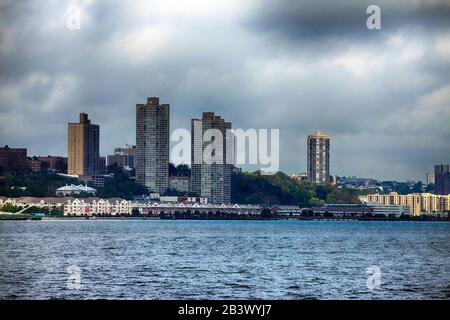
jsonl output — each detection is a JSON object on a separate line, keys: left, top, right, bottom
{"left": 0, "top": 0, "right": 449, "bottom": 181}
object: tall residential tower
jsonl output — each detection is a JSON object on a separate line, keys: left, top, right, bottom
{"left": 435, "top": 164, "right": 450, "bottom": 195}
{"left": 191, "top": 112, "right": 233, "bottom": 204}
{"left": 68, "top": 113, "right": 100, "bottom": 176}
{"left": 307, "top": 130, "right": 330, "bottom": 183}
{"left": 136, "top": 97, "right": 170, "bottom": 193}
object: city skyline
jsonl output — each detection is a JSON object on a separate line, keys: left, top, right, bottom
{"left": 0, "top": 2, "right": 449, "bottom": 304}
{"left": 1, "top": 104, "right": 448, "bottom": 184}
{"left": 0, "top": 1, "right": 450, "bottom": 181}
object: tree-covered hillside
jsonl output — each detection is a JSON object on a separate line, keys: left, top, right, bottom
{"left": 1, "top": 164, "right": 362, "bottom": 206}
{"left": 0, "top": 164, "right": 147, "bottom": 200}
{"left": 0, "top": 166, "right": 82, "bottom": 197}
{"left": 97, "top": 164, "right": 148, "bottom": 200}
{"left": 231, "top": 171, "right": 361, "bottom": 206}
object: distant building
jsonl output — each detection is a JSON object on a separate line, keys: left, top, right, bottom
{"left": 0, "top": 145, "right": 27, "bottom": 173}
{"left": 27, "top": 157, "right": 43, "bottom": 173}
{"left": 270, "top": 205, "right": 305, "bottom": 216}
{"left": 68, "top": 113, "right": 100, "bottom": 177}
{"left": 56, "top": 184, "right": 97, "bottom": 196}
{"left": 426, "top": 172, "right": 435, "bottom": 185}
{"left": 271, "top": 204, "right": 373, "bottom": 217}
{"left": 24, "top": 155, "right": 68, "bottom": 174}
{"left": 307, "top": 131, "right": 330, "bottom": 183}
{"left": 366, "top": 192, "right": 450, "bottom": 215}
{"left": 336, "top": 176, "right": 379, "bottom": 189}
{"left": 191, "top": 112, "right": 233, "bottom": 204}
{"left": 331, "top": 175, "right": 337, "bottom": 185}
{"left": 107, "top": 144, "right": 136, "bottom": 173}
{"left": 272, "top": 203, "right": 408, "bottom": 218}
{"left": 232, "top": 166, "right": 242, "bottom": 175}
{"left": 169, "top": 176, "right": 190, "bottom": 193}
{"left": 159, "top": 195, "right": 207, "bottom": 204}
{"left": 290, "top": 172, "right": 308, "bottom": 183}
{"left": 435, "top": 164, "right": 450, "bottom": 195}
{"left": 319, "top": 204, "right": 374, "bottom": 216}
{"left": 136, "top": 97, "right": 170, "bottom": 194}
{"left": 64, "top": 198, "right": 129, "bottom": 216}
{"left": 37, "top": 156, "right": 67, "bottom": 173}
{"left": 365, "top": 202, "right": 410, "bottom": 217}
{"left": 0, "top": 195, "right": 258, "bottom": 217}
{"left": 98, "top": 156, "right": 106, "bottom": 175}
{"left": 79, "top": 175, "right": 112, "bottom": 188}
{"left": 177, "top": 196, "right": 208, "bottom": 205}
{"left": 0, "top": 197, "right": 68, "bottom": 212}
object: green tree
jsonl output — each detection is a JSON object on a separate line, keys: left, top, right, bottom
{"left": 0, "top": 203, "right": 23, "bottom": 213}
{"left": 231, "top": 171, "right": 361, "bottom": 206}
{"left": 96, "top": 164, "right": 148, "bottom": 199}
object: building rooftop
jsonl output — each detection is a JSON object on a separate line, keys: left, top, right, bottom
{"left": 56, "top": 184, "right": 96, "bottom": 193}
{"left": 309, "top": 130, "right": 329, "bottom": 138}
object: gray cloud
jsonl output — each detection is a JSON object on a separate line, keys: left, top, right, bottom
{"left": 0, "top": 0, "right": 449, "bottom": 181}
{"left": 246, "top": 0, "right": 450, "bottom": 43}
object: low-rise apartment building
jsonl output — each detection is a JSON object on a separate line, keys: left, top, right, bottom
{"left": 365, "top": 192, "right": 450, "bottom": 215}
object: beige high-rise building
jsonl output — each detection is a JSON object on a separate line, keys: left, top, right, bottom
{"left": 68, "top": 113, "right": 100, "bottom": 176}
{"left": 307, "top": 131, "right": 330, "bottom": 183}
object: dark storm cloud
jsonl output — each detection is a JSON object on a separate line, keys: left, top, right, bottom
{"left": 247, "top": 0, "right": 450, "bottom": 43}
{"left": 0, "top": 0, "right": 449, "bottom": 181}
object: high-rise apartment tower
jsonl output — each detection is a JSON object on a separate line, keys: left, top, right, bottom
{"left": 307, "top": 130, "right": 330, "bottom": 183}
{"left": 136, "top": 97, "right": 170, "bottom": 193}
{"left": 435, "top": 164, "right": 450, "bottom": 195}
{"left": 68, "top": 113, "right": 100, "bottom": 176}
{"left": 191, "top": 112, "right": 233, "bottom": 204}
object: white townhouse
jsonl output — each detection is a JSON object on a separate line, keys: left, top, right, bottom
{"left": 0, "top": 196, "right": 66, "bottom": 211}
{"left": 64, "top": 198, "right": 131, "bottom": 216}
{"left": 1, "top": 196, "right": 261, "bottom": 216}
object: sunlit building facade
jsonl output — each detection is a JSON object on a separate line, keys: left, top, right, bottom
{"left": 68, "top": 113, "right": 100, "bottom": 176}
{"left": 366, "top": 192, "right": 450, "bottom": 216}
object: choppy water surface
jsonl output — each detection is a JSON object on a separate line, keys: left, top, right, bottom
{"left": 0, "top": 220, "right": 449, "bottom": 299}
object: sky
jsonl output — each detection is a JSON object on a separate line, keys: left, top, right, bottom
{"left": 0, "top": 0, "right": 449, "bottom": 181}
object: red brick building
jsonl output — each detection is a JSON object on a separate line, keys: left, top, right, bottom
{"left": 0, "top": 145, "right": 28, "bottom": 173}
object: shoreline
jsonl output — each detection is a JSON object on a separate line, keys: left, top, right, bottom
{"left": 0, "top": 216, "right": 446, "bottom": 222}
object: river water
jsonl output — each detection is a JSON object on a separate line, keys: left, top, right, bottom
{"left": 0, "top": 220, "right": 449, "bottom": 299}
